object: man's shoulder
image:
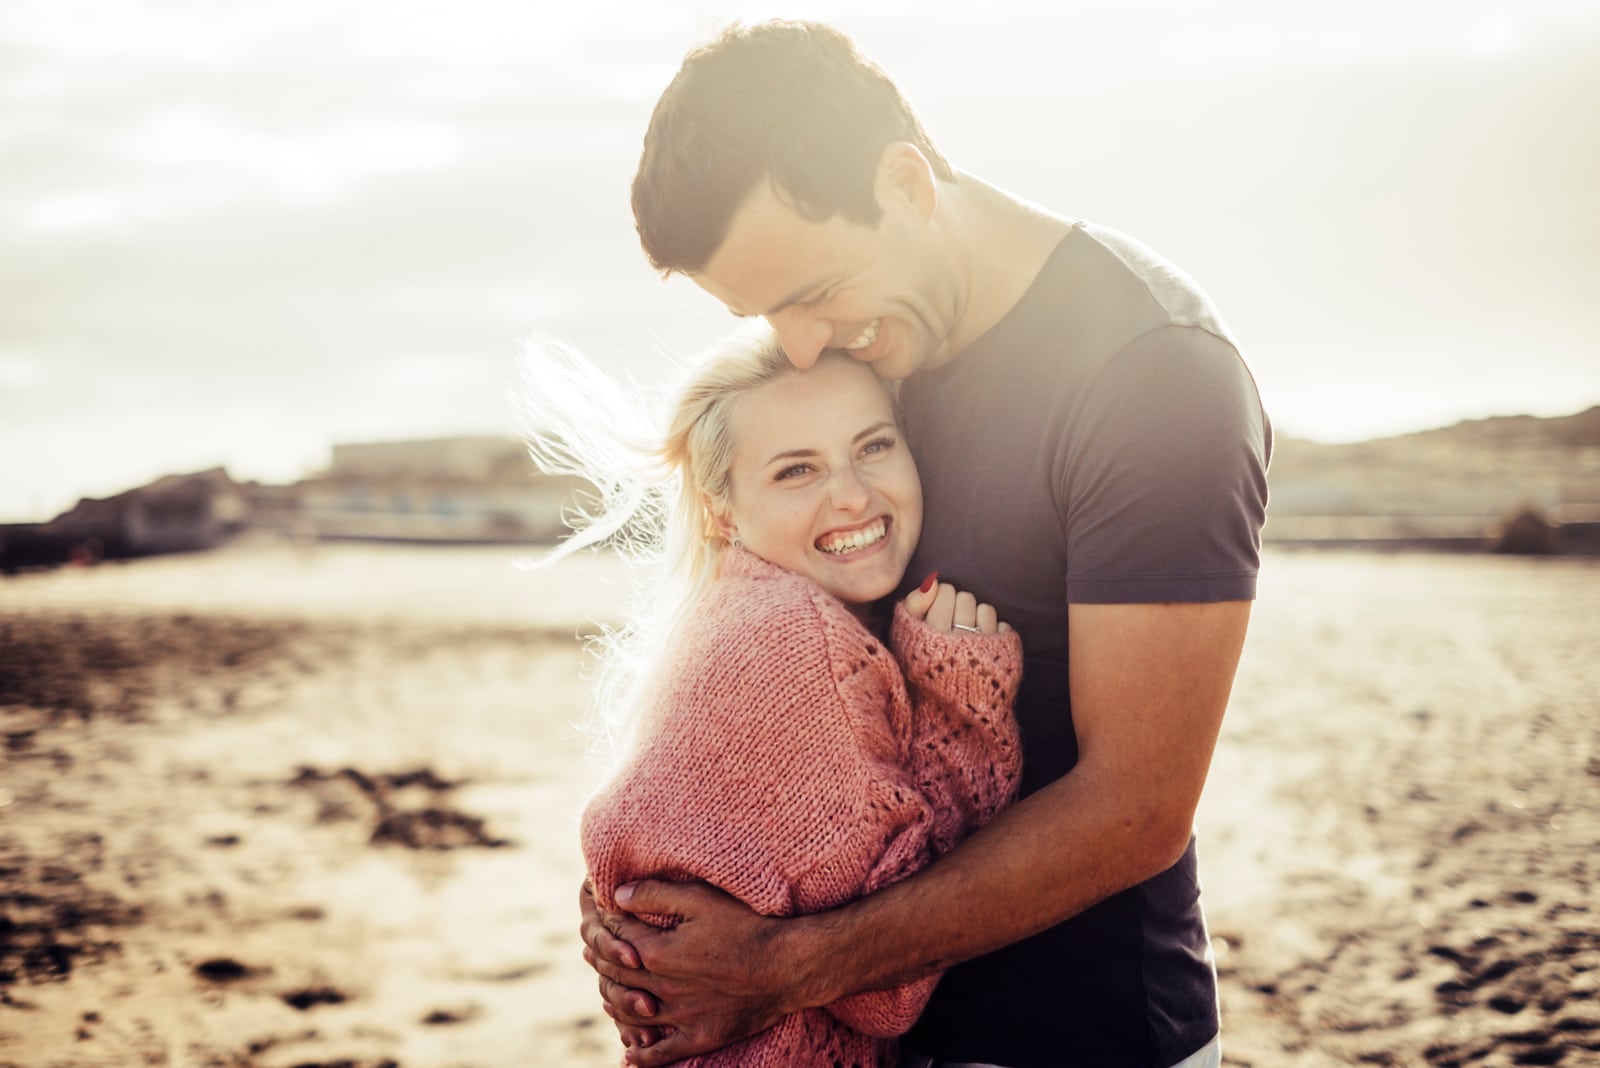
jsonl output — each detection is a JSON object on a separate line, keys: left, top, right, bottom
{"left": 1024, "top": 224, "right": 1257, "bottom": 423}
{"left": 1078, "top": 223, "right": 1233, "bottom": 333}
{"left": 921, "top": 222, "right": 1250, "bottom": 422}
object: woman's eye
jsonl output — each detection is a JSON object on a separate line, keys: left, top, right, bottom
{"left": 775, "top": 463, "right": 813, "bottom": 480}
{"left": 862, "top": 436, "right": 895, "bottom": 456}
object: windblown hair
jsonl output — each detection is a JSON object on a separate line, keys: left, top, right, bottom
{"left": 632, "top": 19, "right": 955, "bottom": 275}
{"left": 521, "top": 331, "right": 890, "bottom": 760}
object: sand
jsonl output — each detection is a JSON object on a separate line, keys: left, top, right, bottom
{"left": 1, "top": 541, "right": 1596, "bottom": 1067}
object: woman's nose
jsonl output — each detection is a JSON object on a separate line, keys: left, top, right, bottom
{"left": 829, "top": 466, "right": 871, "bottom": 511}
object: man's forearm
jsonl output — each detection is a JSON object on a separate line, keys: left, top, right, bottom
{"left": 782, "top": 599, "right": 1247, "bottom": 1010}
{"left": 781, "top": 757, "right": 1193, "bottom": 1008}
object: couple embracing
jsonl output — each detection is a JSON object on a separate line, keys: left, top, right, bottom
{"left": 528, "top": 19, "right": 1270, "bottom": 1068}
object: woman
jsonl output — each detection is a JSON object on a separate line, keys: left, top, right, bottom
{"left": 525, "top": 332, "right": 1021, "bottom": 1067}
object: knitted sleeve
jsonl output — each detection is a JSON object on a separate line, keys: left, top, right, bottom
{"left": 812, "top": 604, "right": 1024, "bottom": 1039}
{"left": 582, "top": 578, "right": 923, "bottom": 925}
{"left": 795, "top": 602, "right": 941, "bottom": 1039}
{"left": 581, "top": 569, "right": 1022, "bottom": 1058}
{"left": 889, "top": 602, "right": 1024, "bottom": 855}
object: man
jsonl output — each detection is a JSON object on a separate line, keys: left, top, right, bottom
{"left": 580, "top": 20, "right": 1270, "bottom": 1068}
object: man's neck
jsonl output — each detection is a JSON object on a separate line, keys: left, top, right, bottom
{"left": 929, "top": 173, "right": 1072, "bottom": 369}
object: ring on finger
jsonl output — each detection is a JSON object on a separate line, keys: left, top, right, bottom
{"left": 952, "top": 623, "right": 981, "bottom": 633}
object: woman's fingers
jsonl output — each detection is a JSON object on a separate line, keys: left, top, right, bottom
{"left": 911, "top": 582, "right": 1011, "bottom": 636}
{"left": 902, "top": 570, "right": 939, "bottom": 619}
{"left": 953, "top": 590, "right": 977, "bottom": 630}
{"left": 925, "top": 583, "right": 956, "bottom": 630}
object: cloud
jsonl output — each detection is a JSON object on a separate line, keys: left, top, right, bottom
{"left": 1, "top": 0, "right": 1598, "bottom": 518}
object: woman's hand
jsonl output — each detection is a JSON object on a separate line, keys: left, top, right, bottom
{"left": 902, "top": 571, "right": 1012, "bottom": 635}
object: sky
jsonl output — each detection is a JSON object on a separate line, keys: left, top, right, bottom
{"left": 2, "top": 0, "right": 1598, "bottom": 521}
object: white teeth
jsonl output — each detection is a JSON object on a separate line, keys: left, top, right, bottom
{"left": 819, "top": 519, "right": 887, "bottom": 555}
{"left": 842, "top": 320, "right": 879, "bottom": 350}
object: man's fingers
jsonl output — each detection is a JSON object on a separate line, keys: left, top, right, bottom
{"left": 625, "top": 1028, "right": 708, "bottom": 1068}
{"left": 615, "top": 877, "right": 709, "bottom": 919}
{"left": 621, "top": 1024, "right": 665, "bottom": 1050}
{"left": 579, "top": 881, "right": 642, "bottom": 969}
{"left": 583, "top": 945, "right": 654, "bottom": 992}
{"left": 587, "top": 923, "right": 642, "bottom": 970}
{"left": 599, "top": 974, "right": 660, "bottom": 1022}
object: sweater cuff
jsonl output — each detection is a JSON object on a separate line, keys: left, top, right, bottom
{"left": 890, "top": 601, "right": 1023, "bottom": 706}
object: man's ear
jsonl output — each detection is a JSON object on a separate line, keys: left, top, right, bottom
{"left": 874, "top": 141, "right": 938, "bottom": 223}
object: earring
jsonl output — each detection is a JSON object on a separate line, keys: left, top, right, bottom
{"left": 731, "top": 536, "right": 743, "bottom": 549}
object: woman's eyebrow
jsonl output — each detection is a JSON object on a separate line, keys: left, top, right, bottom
{"left": 762, "top": 422, "right": 894, "bottom": 466}
{"left": 763, "top": 446, "right": 819, "bottom": 465}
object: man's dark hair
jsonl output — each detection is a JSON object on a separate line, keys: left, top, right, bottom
{"left": 631, "top": 20, "right": 955, "bottom": 275}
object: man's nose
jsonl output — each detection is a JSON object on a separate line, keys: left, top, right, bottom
{"left": 768, "top": 310, "right": 832, "bottom": 370}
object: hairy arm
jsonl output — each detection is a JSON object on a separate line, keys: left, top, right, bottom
{"left": 593, "top": 598, "right": 1249, "bottom": 1066}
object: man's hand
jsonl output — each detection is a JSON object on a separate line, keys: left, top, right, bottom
{"left": 579, "top": 881, "right": 669, "bottom": 1053}
{"left": 580, "top": 879, "right": 800, "bottom": 1067}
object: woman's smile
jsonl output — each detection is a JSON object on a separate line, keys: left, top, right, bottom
{"left": 816, "top": 517, "right": 889, "bottom": 556}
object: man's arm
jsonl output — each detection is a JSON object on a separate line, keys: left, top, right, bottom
{"left": 586, "top": 598, "right": 1250, "bottom": 1066}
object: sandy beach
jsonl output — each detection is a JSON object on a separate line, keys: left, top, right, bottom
{"left": 1, "top": 542, "right": 1596, "bottom": 1067}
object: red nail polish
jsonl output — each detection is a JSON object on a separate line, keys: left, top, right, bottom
{"left": 917, "top": 571, "right": 938, "bottom": 594}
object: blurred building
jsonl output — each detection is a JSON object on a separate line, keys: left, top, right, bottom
{"left": 0, "top": 468, "right": 248, "bottom": 568}
{"left": 1, "top": 437, "right": 594, "bottom": 571}
{"left": 295, "top": 436, "right": 590, "bottom": 544}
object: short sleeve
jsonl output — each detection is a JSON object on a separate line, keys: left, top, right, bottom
{"left": 1057, "top": 325, "right": 1270, "bottom": 604}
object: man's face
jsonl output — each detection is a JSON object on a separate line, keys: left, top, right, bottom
{"left": 691, "top": 179, "right": 956, "bottom": 380}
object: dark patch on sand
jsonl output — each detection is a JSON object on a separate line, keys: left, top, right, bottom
{"left": 282, "top": 986, "right": 349, "bottom": 1011}
{"left": 287, "top": 766, "right": 511, "bottom": 850}
{"left": 420, "top": 1004, "right": 480, "bottom": 1025}
{"left": 0, "top": 879, "right": 142, "bottom": 985}
{"left": 0, "top": 614, "right": 311, "bottom": 724}
{"left": 194, "top": 957, "right": 260, "bottom": 983}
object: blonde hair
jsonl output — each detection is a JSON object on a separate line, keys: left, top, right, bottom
{"left": 521, "top": 329, "right": 878, "bottom": 758}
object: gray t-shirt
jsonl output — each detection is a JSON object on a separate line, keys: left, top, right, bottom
{"left": 898, "top": 221, "right": 1271, "bottom": 1066}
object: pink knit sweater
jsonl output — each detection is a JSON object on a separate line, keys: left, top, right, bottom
{"left": 582, "top": 548, "right": 1023, "bottom": 1067}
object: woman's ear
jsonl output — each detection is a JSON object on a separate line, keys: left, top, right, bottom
{"left": 702, "top": 492, "right": 738, "bottom": 544}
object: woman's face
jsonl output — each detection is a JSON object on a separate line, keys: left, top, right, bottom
{"left": 718, "top": 356, "right": 923, "bottom": 606}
